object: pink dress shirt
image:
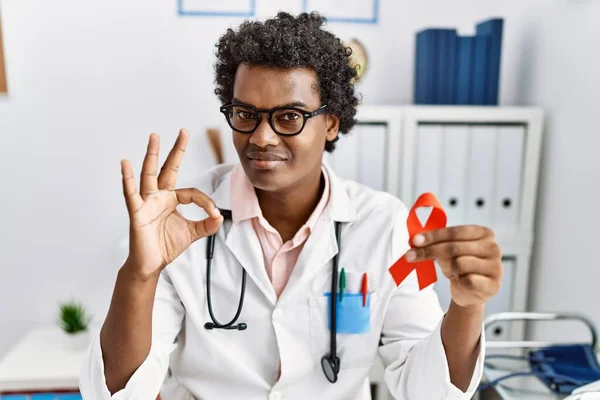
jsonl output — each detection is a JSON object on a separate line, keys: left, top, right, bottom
{"left": 230, "top": 163, "right": 330, "bottom": 299}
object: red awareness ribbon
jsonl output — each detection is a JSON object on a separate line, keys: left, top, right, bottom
{"left": 389, "top": 193, "right": 447, "bottom": 290}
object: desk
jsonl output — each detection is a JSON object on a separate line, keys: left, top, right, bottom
{"left": 0, "top": 327, "right": 93, "bottom": 393}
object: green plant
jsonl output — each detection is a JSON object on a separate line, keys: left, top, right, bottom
{"left": 58, "top": 301, "right": 91, "bottom": 334}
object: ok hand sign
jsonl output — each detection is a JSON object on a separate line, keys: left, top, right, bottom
{"left": 121, "top": 130, "right": 223, "bottom": 277}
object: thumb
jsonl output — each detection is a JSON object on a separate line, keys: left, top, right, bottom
{"left": 188, "top": 214, "right": 224, "bottom": 243}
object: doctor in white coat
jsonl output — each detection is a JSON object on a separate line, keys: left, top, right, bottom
{"left": 80, "top": 11, "right": 503, "bottom": 400}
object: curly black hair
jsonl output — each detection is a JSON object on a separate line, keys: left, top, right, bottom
{"left": 213, "top": 11, "right": 359, "bottom": 152}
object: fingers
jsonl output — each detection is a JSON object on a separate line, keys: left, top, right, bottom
{"left": 412, "top": 225, "right": 494, "bottom": 247}
{"left": 176, "top": 188, "right": 223, "bottom": 241}
{"left": 407, "top": 240, "right": 501, "bottom": 263}
{"left": 176, "top": 188, "right": 221, "bottom": 217}
{"left": 437, "top": 256, "right": 503, "bottom": 280}
{"left": 451, "top": 274, "right": 500, "bottom": 302}
{"left": 121, "top": 159, "right": 143, "bottom": 214}
{"left": 140, "top": 134, "right": 160, "bottom": 199}
{"left": 158, "top": 129, "right": 189, "bottom": 191}
{"left": 189, "top": 215, "right": 224, "bottom": 242}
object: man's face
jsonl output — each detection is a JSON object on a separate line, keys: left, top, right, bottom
{"left": 231, "top": 64, "right": 339, "bottom": 193}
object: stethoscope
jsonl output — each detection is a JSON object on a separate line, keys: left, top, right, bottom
{"left": 203, "top": 209, "right": 344, "bottom": 383}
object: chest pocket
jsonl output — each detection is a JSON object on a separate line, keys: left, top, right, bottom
{"left": 309, "top": 290, "right": 381, "bottom": 370}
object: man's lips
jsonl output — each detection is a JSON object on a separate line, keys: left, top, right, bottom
{"left": 246, "top": 151, "right": 288, "bottom": 161}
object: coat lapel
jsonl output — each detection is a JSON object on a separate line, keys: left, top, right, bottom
{"left": 211, "top": 168, "right": 277, "bottom": 306}
{"left": 277, "top": 164, "right": 358, "bottom": 305}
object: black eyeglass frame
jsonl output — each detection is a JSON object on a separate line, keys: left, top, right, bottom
{"left": 219, "top": 103, "right": 328, "bottom": 136}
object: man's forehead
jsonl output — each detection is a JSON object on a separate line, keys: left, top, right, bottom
{"left": 233, "top": 64, "right": 320, "bottom": 106}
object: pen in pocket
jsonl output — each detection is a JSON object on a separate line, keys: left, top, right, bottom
{"left": 361, "top": 273, "right": 368, "bottom": 307}
{"left": 339, "top": 267, "right": 346, "bottom": 302}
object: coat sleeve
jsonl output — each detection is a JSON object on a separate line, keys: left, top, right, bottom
{"left": 378, "top": 204, "right": 485, "bottom": 399}
{"left": 79, "top": 268, "right": 185, "bottom": 400}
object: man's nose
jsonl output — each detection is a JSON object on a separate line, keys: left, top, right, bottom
{"left": 249, "top": 116, "right": 279, "bottom": 147}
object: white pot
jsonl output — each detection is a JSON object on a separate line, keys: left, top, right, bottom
{"left": 62, "top": 330, "right": 91, "bottom": 352}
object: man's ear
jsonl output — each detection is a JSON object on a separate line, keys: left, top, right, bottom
{"left": 325, "top": 114, "right": 340, "bottom": 142}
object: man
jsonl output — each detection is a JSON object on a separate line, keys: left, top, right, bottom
{"left": 80, "top": 12, "right": 502, "bottom": 399}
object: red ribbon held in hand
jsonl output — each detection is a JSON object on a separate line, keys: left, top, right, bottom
{"left": 389, "top": 193, "right": 447, "bottom": 290}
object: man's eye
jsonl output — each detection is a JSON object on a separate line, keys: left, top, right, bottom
{"left": 237, "top": 111, "right": 256, "bottom": 119}
{"left": 281, "top": 112, "right": 300, "bottom": 121}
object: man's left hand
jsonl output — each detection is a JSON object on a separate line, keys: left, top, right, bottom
{"left": 405, "top": 226, "right": 503, "bottom": 308}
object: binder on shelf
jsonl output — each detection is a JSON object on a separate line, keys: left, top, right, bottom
{"left": 439, "top": 125, "right": 469, "bottom": 226}
{"left": 414, "top": 17, "right": 504, "bottom": 105}
{"left": 492, "top": 125, "right": 526, "bottom": 231}
{"left": 326, "top": 126, "right": 360, "bottom": 182}
{"left": 454, "top": 36, "right": 475, "bottom": 105}
{"left": 470, "top": 35, "right": 491, "bottom": 105}
{"left": 445, "top": 32, "right": 458, "bottom": 105}
{"left": 414, "top": 29, "right": 437, "bottom": 104}
{"left": 325, "top": 123, "right": 387, "bottom": 192}
{"left": 476, "top": 18, "right": 504, "bottom": 105}
{"left": 414, "top": 124, "right": 444, "bottom": 203}
{"left": 358, "top": 124, "right": 387, "bottom": 191}
{"left": 434, "top": 29, "right": 457, "bottom": 104}
{"left": 465, "top": 125, "right": 497, "bottom": 226}
{"left": 484, "top": 257, "right": 515, "bottom": 341}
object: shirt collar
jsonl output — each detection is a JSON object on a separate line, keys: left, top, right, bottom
{"left": 212, "top": 161, "right": 357, "bottom": 224}
{"left": 230, "top": 163, "right": 331, "bottom": 232}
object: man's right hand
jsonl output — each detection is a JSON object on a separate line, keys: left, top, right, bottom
{"left": 120, "top": 129, "right": 223, "bottom": 278}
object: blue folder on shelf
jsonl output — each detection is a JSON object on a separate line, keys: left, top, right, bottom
{"left": 454, "top": 36, "right": 475, "bottom": 105}
{"left": 470, "top": 34, "right": 490, "bottom": 105}
{"left": 414, "top": 29, "right": 437, "bottom": 104}
{"left": 414, "top": 17, "right": 504, "bottom": 106}
{"left": 434, "top": 29, "right": 457, "bottom": 105}
{"left": 476, "top": 18, "right": 504, "bottom": 105}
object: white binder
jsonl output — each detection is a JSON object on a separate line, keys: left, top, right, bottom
{"left": 358, "top": 124, "right": 387, "bottom": 191}
{"left": 484, "top": 257, "right": 515, "bottom": 341}
{"left": 465, "top": 125, "right": 497, "bottom": 226}
{"left": 328, "top": 125, "right": 361, "bottom": 182}
{"left": 414, "top": 124, "right": 444, "bottom": 203}
{"left": 492, "top": 125, "right": 526, "bottom": 232}
{"left": 439, "top": 125, "right": 469, "bottom": 227}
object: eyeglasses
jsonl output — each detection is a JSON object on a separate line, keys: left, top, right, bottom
{"left": 220, "top": 103, "right": 328, "bottom": 136}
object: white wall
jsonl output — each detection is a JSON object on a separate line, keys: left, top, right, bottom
{"left": 0, "top": 0, "right": 596, "bottom": 359}
{"left": 517, "top": 2, "right": 600, "bottom": 342}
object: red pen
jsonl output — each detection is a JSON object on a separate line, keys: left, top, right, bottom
{"left": 361, "top": 273, "right": 368, "bottom": 307}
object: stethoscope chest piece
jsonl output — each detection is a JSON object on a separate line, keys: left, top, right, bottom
{"left": 321, "top": 354, "right": 340, "bottom": 383}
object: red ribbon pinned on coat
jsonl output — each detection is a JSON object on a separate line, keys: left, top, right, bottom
{"left": 389, "top": 193, "right": 447, "bottom": 290}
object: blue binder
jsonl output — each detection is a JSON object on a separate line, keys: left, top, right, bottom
{"left": 476, "top": 18, "right": 504, "bottom": 105}
{"left": 434, "top": 29, "right": 457, "bottom": 104}
{"left": 444, "top": 31, "right": 458, "bottom": 105}
{"left": 454, "top": 36, "right": 475, "bottom": 105}
{"left": 470, "top": 34, "right": 490, "bottom": 105}
{"left": 414, "top": 29, "right": 437, "bottom": 104}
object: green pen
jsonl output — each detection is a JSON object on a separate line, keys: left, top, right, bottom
{"left": 339, "top": 268, "right": 346, "bottom": 302}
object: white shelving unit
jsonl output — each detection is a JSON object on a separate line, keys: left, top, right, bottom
{"left": 326, "top": 105, "right": 544, "bottom": 400}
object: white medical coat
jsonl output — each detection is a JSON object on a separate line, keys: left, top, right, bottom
{"left": 80, "top": 163, "right": 485, "bottom": 399}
